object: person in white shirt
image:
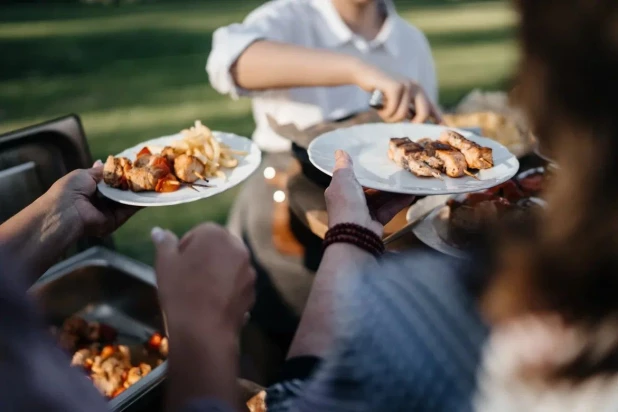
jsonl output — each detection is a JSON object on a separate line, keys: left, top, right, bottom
{"left": 206, "top": 0, "right": 440, "bottom": 384}
{"left": 207, "top": 0, "right": 441, "bottom": 153}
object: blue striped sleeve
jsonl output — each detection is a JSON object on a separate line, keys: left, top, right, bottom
{"left": 266, "top": 251, "right": 489, "bottom": 412}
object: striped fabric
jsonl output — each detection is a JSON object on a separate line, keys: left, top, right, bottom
{"left": 266, "top": 252, "right": 489, "bottom": 412}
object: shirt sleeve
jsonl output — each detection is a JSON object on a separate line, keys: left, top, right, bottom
{"left": 265, "top": 252, "right": 489, "bottom": 412}
{"left": 266, "top": 265, "right": 387, "bottom": 412}
{"left": 416, "top": 32, "right": 439, "bottom": 106}
{"left": 206, "top": 0, "right": 304, "bottom": 99}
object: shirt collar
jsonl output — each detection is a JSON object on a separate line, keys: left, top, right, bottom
{"left": 311, "top": 0, "right": 401, "bottom": 56}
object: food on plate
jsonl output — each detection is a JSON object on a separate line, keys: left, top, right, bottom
{"left": 51, "top": 316, "right": 168, "bottom": 399}
{"left": 388, "top": 130, "right": 493, "bottom": 179}
{"left": 388, "top": 137, "right": 442, "bottom": 178}
{"left": 519, "top": 173, "right": 543, "bottom": 196}
{"left": 102, "top": 120, "right": 246, "bottom": 193}
{"left": 102, "top": 157, "right": 132, "bottom": 190}
{"left": 516, "top": 168, "right": 548, "bottom": 197}
{"left": 445, "top": 179, "right": 543, "bottom": 247}
{"left": 443, "top": 111, "right": 527, "bottom": 157}
{"left": 438, "top": 130, "right": 494, "bottom": 169}
{"left": 172, "top": 120, "right": 246, "bottom": 180}
{"left": 417, "top": 138, "right": 467, "bottom": 178}
{"left": 173, "top": 153, "right": 205, "bottom": 183}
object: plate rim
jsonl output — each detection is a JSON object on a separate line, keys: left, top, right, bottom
{"left": 307, "top": 122, "right": 520, "bottom": 195}
{"left": 410, "top": 204, "right": 469, "bottom": 259}
{"left": 97, "top": 131, "right": 261, "bottom": 207}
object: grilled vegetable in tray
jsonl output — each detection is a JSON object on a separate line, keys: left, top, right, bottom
{"left": 50, "top": 316, "right": 168, "bottom": 399}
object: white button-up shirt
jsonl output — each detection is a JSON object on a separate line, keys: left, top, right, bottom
{"left": 206, "top": 0, "right": 438, "bottom": 153}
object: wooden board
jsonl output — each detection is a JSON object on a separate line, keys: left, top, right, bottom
{"left": 305, "top": 208, "right": 409, "bottom": 240}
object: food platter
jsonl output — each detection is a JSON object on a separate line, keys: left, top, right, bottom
{"left": 308, "top": 123, "right": 519, "bottom": 195}
{"left": 410, "top": 167, "right": 548, "bottom": 258}
{"left": 98, "top": 131, "right": 261, "bottom": 207}
{"left": 410, "top": 204, "right": 468, "bottom": 259}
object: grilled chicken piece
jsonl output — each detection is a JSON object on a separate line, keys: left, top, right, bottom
{"left": 158, "top": 337, "right": 169, "bottom": 357}
{"left": 124, "top": 364, "right": 152, "bottom": 387}
{"left": 418, "top": 139, "right": 467, "bottom": 178}
{"left": 71, "top": 348, "right": 94, "bottom": 367}
{"left": 125, "top": 156, "right": 172, "bottom": 192}
{"left": 160, "top": 146, "right": 177, "bottom": 165}
{"left": 388, "top": 137, "right": 411, "bottom": 167}
{"left": 92, "top": 374, "right": 120, "bottom": 398}
{"left": 173, "top": 154, "right": 205, "bottom": 183}
{"left": 103, "top": 156, "right": 132, "bottom": 189}
{"left": 90, "top": 356, "right": 126, "bottom": 397}
{"left": 389, "top": 138, "right": 442, "bottom": 178}
{"left": 125, "top": 167, "right": 158, "bottom": 192}
{"left": 439, "top": 130, "right": 493, "bottom": 169}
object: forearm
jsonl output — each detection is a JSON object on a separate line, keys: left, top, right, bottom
{"left": 0, "top": 194, "right": 81, "bottom": 285}
{"left": 167, "top": 322, "right": 240, "bottom": 411}
{"left": 233, "top": 40, "right": 366, "bottom": 91}
{"left": 286, "top": 243, "right": 376, "bottom": 359}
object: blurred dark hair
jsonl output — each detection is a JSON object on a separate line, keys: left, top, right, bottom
{"left": 482, "top": 0, "right": 618, "bottom": 381}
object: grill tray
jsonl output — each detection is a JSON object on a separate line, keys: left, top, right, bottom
{"left": 30, "top": 247, "right": 166, "bottom": 412}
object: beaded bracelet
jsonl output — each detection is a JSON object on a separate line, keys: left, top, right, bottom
{"left": 323, "top": 223, "right": 385, "bottom": 258}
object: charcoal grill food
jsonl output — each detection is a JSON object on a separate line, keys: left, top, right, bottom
{"left": 51, "top": 316, "right": 168, "bottom": 399}
{"left": 446, "top": 179, "right": 543, "bottom": 247}
{"left": 388, "top": 130, "right": 494, "bottom": 179}
{"left": 438, "top": 130, "right": 494, "bottom": 169}
{"left": 102, "top": 120, "right": 247, "bottom": 193}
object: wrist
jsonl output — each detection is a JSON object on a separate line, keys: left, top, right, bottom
{"left": 350, "top": 59, "right": 375, "bottom": 91}
{"left": 39, "top": 191, "right": 85, "bottom": 242}
{"left": 328, "top": 217, "right": 383, "bottom": 238}
{"left": 0, "top": 193, "right": 81, "bottom": 284}
{"left": 323, "top": 223, "right": 384, "bottom": 258}
{"left": 167, "top": 320, "right": 239, "bottom": 409}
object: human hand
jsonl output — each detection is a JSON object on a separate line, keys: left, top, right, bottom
{"left": 152, "top": 223, "right": 255, "bottom": 333}
{"left": 354, "top": 63, "right": 442, "bottom": 124}
{"left": 45, "top": 160, "right": 140, "bottom": 238}
{"left": 325, "top": 150, "right": 416, "bottom": 237}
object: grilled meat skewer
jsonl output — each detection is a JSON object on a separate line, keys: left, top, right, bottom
{"left": 438, "top": 130, "right": 493, "bottom": 169}
{"left": 104, "top": 154, "right": 180, "bottom": 193}
{"left": 173, "top": 154, "right": 206, "bottom": 183}
{"left": 389, "top": 138, "right": 442, "bottom": 178}
{"left": 417, "top": 138, "right": 468, "bottom": 178}
{"left": 103, "top": 145, "right": 214, "bottom": 193}
{"left": 103, "top": 156, "right": 132, "bottom": 190}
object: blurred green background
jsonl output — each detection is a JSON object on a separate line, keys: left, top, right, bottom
{"left": 0, "top": 0, "right": 517, "bottom": 264}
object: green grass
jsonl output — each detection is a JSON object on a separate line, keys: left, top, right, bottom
{"left": 0, "top": 0, "right": 518, "bottom": 263}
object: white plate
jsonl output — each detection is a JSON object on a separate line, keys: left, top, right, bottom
{"left": 97, "top": 132, "right": 261, "bottom": 207}
{"left": 308, "top": 123, "right": 520, "bottom": 195}
{"left": 409, "top": 205, "right": 469, "bottom": 259}
{"left": 408, "top": 195, "right": 547, "bottom": 259}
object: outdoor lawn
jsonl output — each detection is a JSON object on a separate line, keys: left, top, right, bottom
{"left": 0, "top": 0, "right": 517, "bottom": 264}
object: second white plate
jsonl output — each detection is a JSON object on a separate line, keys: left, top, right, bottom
{"left": 308, "top": 123, "right": 519, "bottom": 195}
{"left": 98, "top": 132, "right": 261, "bottom": 207}
{"left": 409, "top": 204, "right": 469, "bottom": 259}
